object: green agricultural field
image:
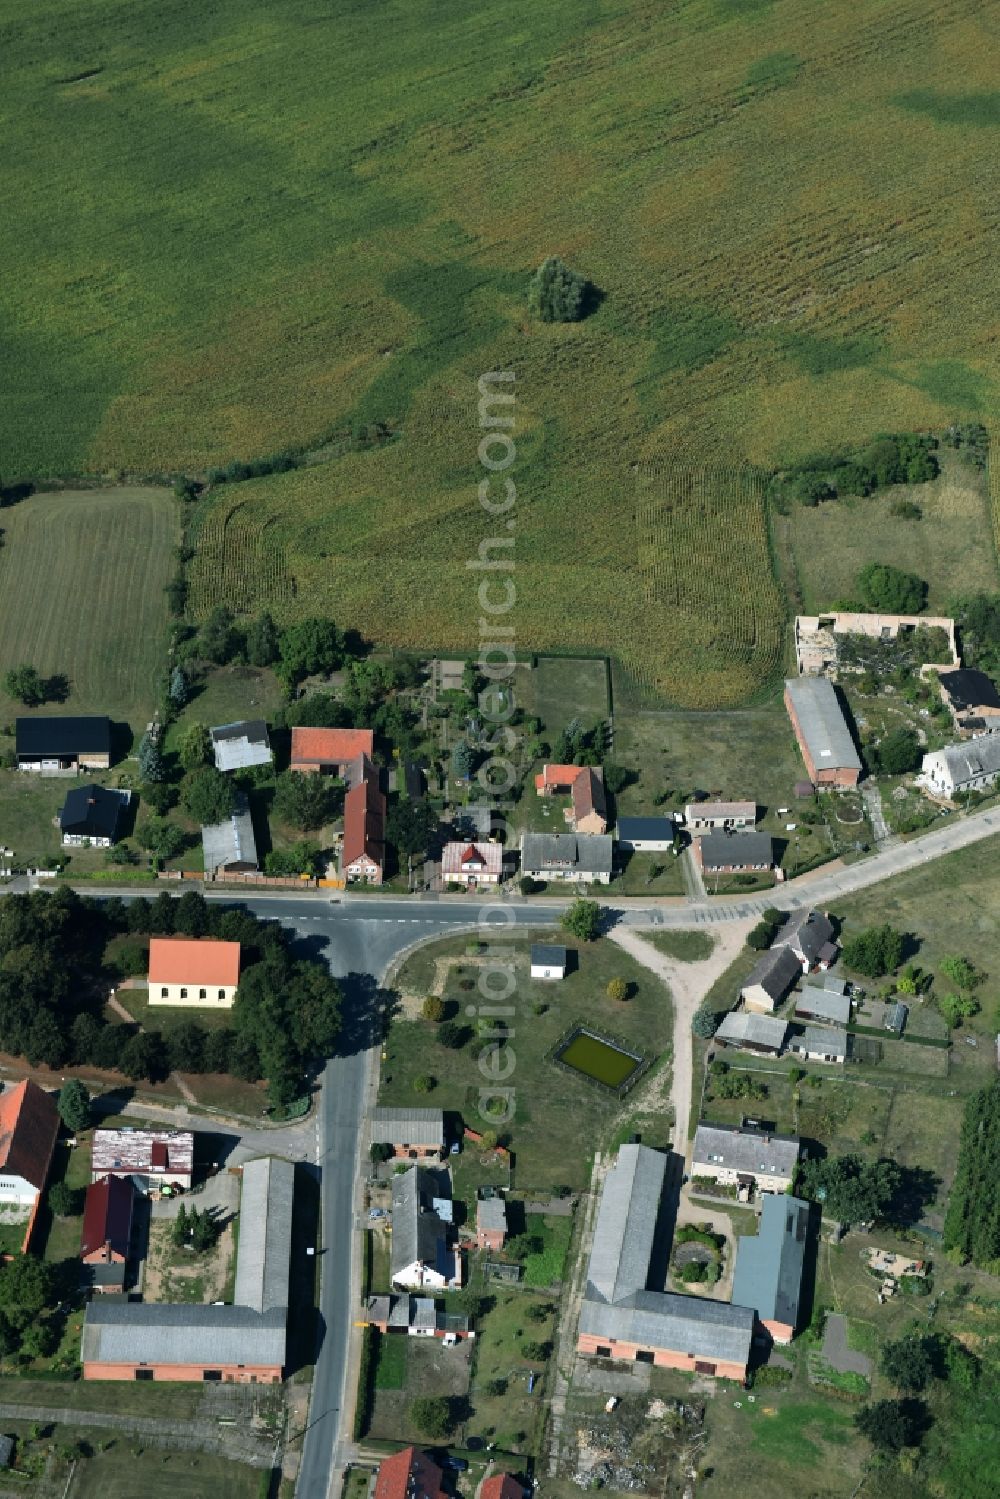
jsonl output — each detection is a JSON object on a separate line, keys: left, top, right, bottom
{"left": 4, "top": 1, "right": 998, "bottom": 707}
{"left": 0, "top": 489, "right": 177, "bottom": 731}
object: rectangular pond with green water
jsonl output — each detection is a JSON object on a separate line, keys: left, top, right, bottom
{"left": 555, "top": 1029, "right": 644, "bottom": 1089}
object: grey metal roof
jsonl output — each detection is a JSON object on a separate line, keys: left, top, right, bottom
{"left": 692, "top": 1125, "right": 799, "bottom": 1182}
{"left": 82, "top": 1301, "right": 287, "bottom": 1368}
{"left": 716, "top": 1011, "right": 789, "bottom": 1050}
{"left": 932, "top": 734, "right": 1000, "bottom": 784}
{"left": 585, "top": 1144, "right": 666, "bottom": 1305}
{"left": 530, "top": 944, "right": 568, "bottom": 967}
{"left": 233, "top": 1157, "right": 294, "bottom": 1314}
{"left": 795, "top": 984, "right": 851, "bottom": 1026}
{"left": 732, "top": 1194, "right": 810, "bottom": 1330}
{"left": 741, "top": 946, "right": 801, "bottom": 1001}
{"left": 520, "top": 832, "right": 614, "bottom": 874}
{"left": 477, "top": 1197, "right": 508, "bottom": 1231}
{"left": 699, "top": 830, "right": 774, "bottom": 870}
{"left": 785, "top": 676, "right": 862, "bottom": 773}
{"left": 201, "top": 794, "right": 258, "bottom": 874}
{"left": 616, "top": 817, "right": 675, "bottom": 842}
{"left": 371, "top": 1108, "right": 445, "bottom": 1146}
{"left": 391, "top": 1166, "right": 450, "bottom": 1278}
{"left": 792, "top": 1024, "right": 847, "bottom": 1060}
{"left": 773, "top": 908, "right": 836, "bottom": 964}
{"left": 580, "top": 1290, "right": 754, "bottom": 1366}
{"left": 211, "top": 720, "right": 272, "bottom": 773}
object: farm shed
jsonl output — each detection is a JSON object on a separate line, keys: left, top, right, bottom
{"left": 731, "top": 1193, "right": 810, "bottom": 1343}
{"left": 16, "top": 715, "right": 113, "bottom": 772}
{"left": 201, "top": 795, "right": 258, "bottom": 876}
{"left": 211, "top": 719, "right": 273, "bottom": 773}
{"left": 616, "top": 816, "right": 676, "bottom": 851}
{"left": 784, "top": 676, "right": 862, "bottom": 787}
{"left": 715, "top": 1010, "right": 788, "bottom": 1056}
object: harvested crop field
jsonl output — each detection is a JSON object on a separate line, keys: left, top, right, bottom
{"left": 0, "top": 488, "right": 177, "bottom": 729}
{"left": 3, "top": 0, "right": 998, "bottom": 702}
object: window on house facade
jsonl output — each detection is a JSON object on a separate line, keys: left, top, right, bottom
{"left": 199, "top": 988, "right": 207, "bottom": 999}
{"left": 180, "top": 987, "right": 188, "bottom": 998}
{"left": 218, "top": 989, "right": 226, "bottom": 1000}
{"left": 161, "top": 987, "right": 169, "bottom": 998}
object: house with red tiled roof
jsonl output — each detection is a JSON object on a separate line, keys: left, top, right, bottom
{"left": 534, "top": 764, "right": 607, "bottom": 834}
{"left": 81, "top": 1175, "right": 135, "bottom": 1292}
{"left": 373, "top": 1447, "right": 446, "bottom": 1499}
{"left": 342, "top": 756, "right": 386, "bottom": 884}
{"left": 290, "top": 726, "right": 374, "bottom": 775}
{"left": 148, "top": 936, "right": 241, "bottom": 1008}
{"left": 0, "top": 1079, "right": 60, "bottom": 1209}
{"left": 479, "top": 1475, "right": 526, "bottom": 1499}
{"left": 440, "top": 840, "right": 504, "bottom": 886}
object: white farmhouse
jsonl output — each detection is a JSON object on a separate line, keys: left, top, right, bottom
{"left": 920, "top": 735, "right": 1000, "bottom": 800}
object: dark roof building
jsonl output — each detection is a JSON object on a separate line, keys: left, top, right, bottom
{"left": 15, "top": 716, "right": 113, "bottom": 766}
{"left": 697, "top": 830, "right": 774, "bottom": 872}
{"left": 80, "top": 1174, "right": 135, "bottom": 1263}
{"left": 615, "top": 816, "right": 676, "bottom": 848}
{"left": 773, "top": 908, "right": 837, "bottom": 969}
{"left": 938, "top": 668, "right": 1000, "bottom": 715}
{"left": 59, "top": 785, "right": 130, "bottom": 844}
{"left": 740, "top": 946, "right": 802, "bottom": 1012}
{"left": 731, "top": 1194, "right": 810, "bottom": 1342}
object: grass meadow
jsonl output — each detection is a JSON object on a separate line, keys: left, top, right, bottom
{"left": 3, "top": 1, "right": 999, "bottom": 705}
{"left": 0, "top": 488, "right": 177, "bottom": 730}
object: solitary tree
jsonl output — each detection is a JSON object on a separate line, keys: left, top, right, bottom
{"left": 273, "top": 771, "right": 340, "bottom": 830}
{"left": 169, "top": 666, "right": 189, "bottom": 707}
{"left": 692, "top": 1006, "right": 718, "bottom": 1039}
{"left": 56, "top": 1079, "right": 91, "bottom": 1133}
{"left": 528, "top": 257, "right": 589, "bottom": 323}
{"left": 561, "top": 898, "right": 601, "bottom": 942}
{"left": 857, "top": 562, "right": 927, "bottom": 614}
{"left": 879, "top": 1332, "right": 934, "bottom": 1393}
{"left": 842, "top": 924, "right": 904, "bottom": 978}
{"left": 3, "top": 665, "right": 46, "bottom": 706}
{"left": 606, "top": 978, "right": 628, "bottom": 1002}
{"left": 408, "top": 1395, "right": 454, "bottom": 1439}
{"left": 854, "top": 1399, "right": 921, "bottom": 1453}
{"left": 182, "top": 768, "right": 238, "bottom": 826}
{"left": 421, "top": 996, "right": 445, "bottom": 1022}
{"left": 178, "top": 721, "right": 213, "bottom": 771}
{"left": 137, "top": 731, "right": 165, "bottom": 783}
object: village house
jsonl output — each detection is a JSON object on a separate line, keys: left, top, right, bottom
{"left": 920, "top": 734, "right": 1000, "bottom": 800}
{"left": 696, "top": 829, "right": 774, "bottom": 875}
{"left": 342, "top": 755, "right": 386, "bottom": 884}
{"left": 520, "top": 832, "right": 614, "bottom": 885}
{"left": 530, "top": 943, "right": 568, "bottom": 980}
{"left": 691, "top": 1124, "right": 800, "bottom": 1196}
{"left": 370, "top": 1107, "right": 445, "bottom": 1161}
{"left": 373, "top": 1447, "right": 447, "bottom": 1499}
{"left": 15, "top": 715, "right": 113, "bottom": 773}
{"left": 788, "top": 1025, "right": 848, "bottom": 1065}
{"left": 440, "top": 840, "right": 504, "bottom": 887}
{"left": 0, "top": 1079, "right": 59, "bottom": 1210}
{"left": 91, "top": 1129, "right": 194, "bottom": 1195}
{"left": 390, "top": 1165, "right": 461, "bottom": 1291}
{"left": 59, "top": 784, "right": 131, "bottom": 847}
{"left": 772, "top": 908, "right": 837, "bottom": 972}
{"left": 80, "top": 1174, "right": 135, "bottom": 1293}
{"left": 739, "top": 946, "right": 801, "bottom": 1014}
{"left": 82, "top": 1156, "right": 292, "bottom": 1383}
{"left": 684, "top": 800, "right": 756, "bottom": 831}
{"left": 795, "top": 978, "right": 852, "bottom": 1027}
{"left": 363, "top": 1294, "right": 472, "bottom": 1341}
{"left": 210, "top": 719, "right": 273, "bottom": 773}
{"left": 201, "top": 795, "right": 258, "bottom": 877}
{"left": 289, "top": 726, "right": 374, "bottom": 775}
{"left": 714, "top": 1010, "right": 788, "bottom": 1057}
{"left": 475, "top": 1194, "right": 508, "bottom": 1251}
{"left": 534, "top": 764, "right": 608, "bottom": 834}
{"left": 784, "top": 676, "right": 862, "bottom": 788}
{"left": 577, "top": 1144, "right": 755, "bottom": 1380}
{"left": 615, "top": 816, "right": 677, "bottom": 851}
{"left": 147, "top": 936, "right": 241, "bottom": 1008}
{"left": 731, "top": 1194, "right": 810, "bottom": 1344}
{"left": 937, "top": 668, "right": 1000, "bottom": 734}
{"left": 480, "top": 1475, "right": 527, "bottom": 1499}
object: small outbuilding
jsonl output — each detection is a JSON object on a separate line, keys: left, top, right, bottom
{"left": 476, "top": 1195, "right": 508, "bottom": 1251}
{"left": 211, "top": 720, "right": 273, "bottom": 773}
{"left": 788, "top": 1025, "right": 848, "bottom": 1065}
{"left": 715, "top": 1010, "right": 788, "bottom": 1057}
{"left": 615, "top": 816, "right": 676, "bottom": 851}
{"left": 530, "top": 943, "right": 568, "bottom": 980}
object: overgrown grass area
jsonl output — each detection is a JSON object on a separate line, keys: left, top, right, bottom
{"left": 0, "top": 489, "right": 178, "bottom": 733}
{"left": 5, "top": 3, "right": 996, "bottom": 705}
{"left": 384, "top": 934, "right": 672, "bottom": 1192}
{"left": 520, "top": 1214, "right": 574, "bottom": 1287}
{"left": 69, "top": 1446, "right": 264, "bottom": 1498}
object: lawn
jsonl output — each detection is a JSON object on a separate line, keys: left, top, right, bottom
{"left": 5, "top": 2, "right": 996, "bottom": 708}
{"left": 68, "top": 1447, "right": 264, "bottom": 1499}
{"left": 646, "top": 930, "right": 716, "bottom": 963}
{"left": 465, "top": 1286, "right": 555, "bottom": 1453}
{"left": 772, "top": 453, "right": 997, "bottom": 617}
{"left": 384, "top": 933, "right": 673, "bottom": 1191}
{"left": 519, "top": 657, "right": 609, "bottom": 737}
{"left": 0, "top": 489, "right": 177, "bottom": 733}
{"left": 374, "top": 1333, "right": 408, "bottom": 1390}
